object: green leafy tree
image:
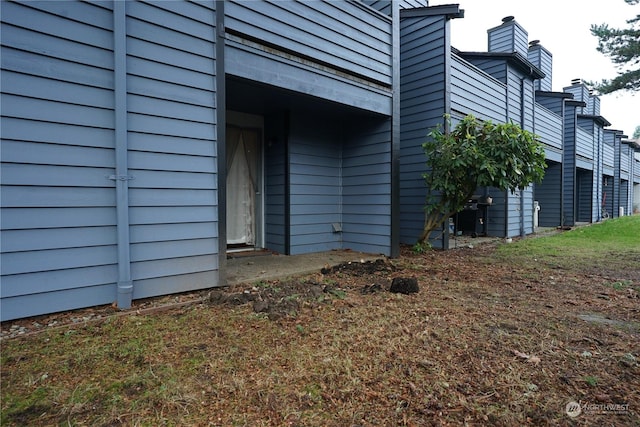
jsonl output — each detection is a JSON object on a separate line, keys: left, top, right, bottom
{"left": 633, "top": 125, "right": 640, "bottom": 139}
{"left": 418, "top": 115, "right": 546, "bottom": 244}
{"left": 590, "top": 0, "right": 640, "bottom": 93}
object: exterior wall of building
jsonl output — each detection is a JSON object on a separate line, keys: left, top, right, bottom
{"left": 534, "top": 103, "right": 563, "bottom": 162}
{"left": 487, "top": 17, "right": 529, "bottom": 57}
{"left": 1, "top": 0, "right": 397, "bottom": 321}
{"left": 1, "top": 1, "right": 635, "bottom": 321}
{"left": 535, "top": 161, "right": 563, "bottom": 227}
{"left": 1, "top": 1, "right": 221, "bottom": 321}
{"left": 363, "top": 0, "right": 430, "bottom": 15}
{"left": 563, "top": 102, "right": 579, "bottom": 226}
{"left": 284, "top": 111, "right": 393, "bottom": 256}
{"left": 399, "top": 12, "right": 451, "bottom": 246}
{"left": 450, "top": 55, "right": 507, "bottom": 121}
{"left": 528, "top": 43, "right": 552, "bottom": 92}
{"left": 533, "top": 93, "right": 566, "bottom": 229}
{"left": 225, "top": 0, "right": 393, "bottom": 115}
{"left": 620, "top": 144, "right": 632, "bottom": 215}
{"left": 342, "top": 117, "right": 394, "bottom": 255}
{"left": 288, "top": 112, "right": 344, "bottom": 255}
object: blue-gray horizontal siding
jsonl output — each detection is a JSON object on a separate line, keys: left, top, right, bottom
{"left": 576, "top": 170, "right": 593, "bottom": 222}
{"left": 225, "top": 38, "right": 392, "bottom": 115}
{"left": 534, "top": 103, "right": 562, "bottom": 151}
{"left": 563, "top": 85, "right": 585, "bottom": 111}
{"left": 603, "top": 141, "right": 615, "bottom": 172}
{"left": 576, "top": 127, "right": 593, "bottom": 163}
{"left": 362, "top": 0, "right": 428, "bottom": 16}
{"left": 602, "top": 175, "right": 614, "bottom": 217}
{"left": 287, "top": 113, "right": 342, "bottom": 254}
{"left": 505, "top": 69, "right": 534, "bottom": 131}
{"left": 620, "top": 149, "right": 630, "bottom": 173}
{"left": 563, "top": 108, "right": 577, "bottom": 226}
{"left": 286, "top": 110, "right": 392, "bottom": 256}
{"left": 488, "top": 21, "right": 528, "bottom": 56}
{"left": 535, "top": 95, "right": 563, "bottom": 116}
{"left": 528, "top": 45, "right": 552, "bottom": 92}
{"left": 1, "top": 1, "right": 219, "bottom": 321}
{"left": 451, "top": 55, "right": 507, "bottom": 122}
{"left": 505, "top": 190, "right": 523, "bottom": 238}
{"left": 342, "top": 118, "right": 392, "bottom": 255}
{"left": 486, "top": 188, "right": 506, "bottom": 237}
{"left": 125, "top": 1, "right": 218, "bottom": 299}
{"left": 535, "top": 161, "right": 562, "bottom": 227}
{"left": 1, "top": 1, "right": 117, "bottom": 321}
{"left": 264, "top": 113, "right": 288, "bottom": 254}
{"left": 399, "top": 14, "right": 447, "bottom": 245}
{"left": 225, "top": 0, "right": 392, "bottom": 86}
{"left": 522, "top": 185, "right": 534, "bottom": 234}
{"left": 620, "top": 179, "right": 630, "bottom": 215}
{"left": 590, "top": 96, "right": 601, "bottom": 116}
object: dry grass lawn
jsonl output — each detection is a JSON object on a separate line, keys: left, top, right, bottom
{"left": 2, "top": 219, "right": 639, "bottom": 426}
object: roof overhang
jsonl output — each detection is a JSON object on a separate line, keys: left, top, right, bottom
{"left": 566, "top": 99, "right": 587, "bottom": 108}
{"left": 400, "top": 4, "right": 464, "bottom": 20}
{"left": 578, "top": 114, "right": 612, "bottom": 127}
{"left": 535, "top": 90, "right": 574, "bottom": 99}
{"left": 454, "top": 50, "right": 545, "bottom": 80}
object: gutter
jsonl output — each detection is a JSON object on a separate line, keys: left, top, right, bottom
{"left": 520, "top": 76, "right": 526, "bottom": 237}
{"left": 113, "top": 1, "right": 133, "bottom": 309}
{"left": 216, "top": 0, "right": 228, "bottom": 280}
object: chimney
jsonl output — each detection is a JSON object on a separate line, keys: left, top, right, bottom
{"left": 487, "top": 16, "right": 529, "bottom": 56}
{"left": 564, "top": 79, "right": 590, "bottom": 115}
{"left": 527, "top": 40, "right": 553, "bottom": 91}
{"left": 564, "top": 79, "right": 600, "bottom": 115}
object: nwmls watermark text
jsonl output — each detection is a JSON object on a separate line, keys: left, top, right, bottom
{"left": 582, "top": 401, "right": 629, "bottom": 415}
{"left": 566, "top": 400, "right": 630, "bottom": 418}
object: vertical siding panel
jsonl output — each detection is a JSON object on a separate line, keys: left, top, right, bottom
{"left": 399, "top": 14, "right": 448, "bottom": 245}
{"left": 563, "top": 103, "right": 581, "bottom": 227}
{"left": 612, "top": 132, "right": 621, "bottom": 217}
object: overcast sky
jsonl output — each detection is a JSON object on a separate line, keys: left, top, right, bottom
{"left": 429, "top": 0, "right": 639, "bottom": 138}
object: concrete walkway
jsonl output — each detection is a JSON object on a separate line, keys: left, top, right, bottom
{"left": 225, "top": 249, "right": 385, "bottom": 285}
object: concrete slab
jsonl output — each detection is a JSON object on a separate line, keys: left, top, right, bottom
{"left": 225, "top": 249, "right": 384, "bottom": 285}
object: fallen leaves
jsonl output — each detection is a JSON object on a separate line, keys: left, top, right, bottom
{"left": 2, "top": 242, "right": 639, "bottom": 426}
{"left": 512, "top": 349, "right": 541, "bottom": 365}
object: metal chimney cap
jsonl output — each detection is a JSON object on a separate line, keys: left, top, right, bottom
{"left": 529, "top": 39, "right": 540, "bottom": 46}
{"left": 502, "top": 16, "right": 515, "bottom": 23}
{"left": 571, "top": 78, "right": 582, "bottom": 85}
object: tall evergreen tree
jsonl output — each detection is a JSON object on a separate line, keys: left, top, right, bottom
{"left": 590, "top": 0, "right": 640, "bottom": 93}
